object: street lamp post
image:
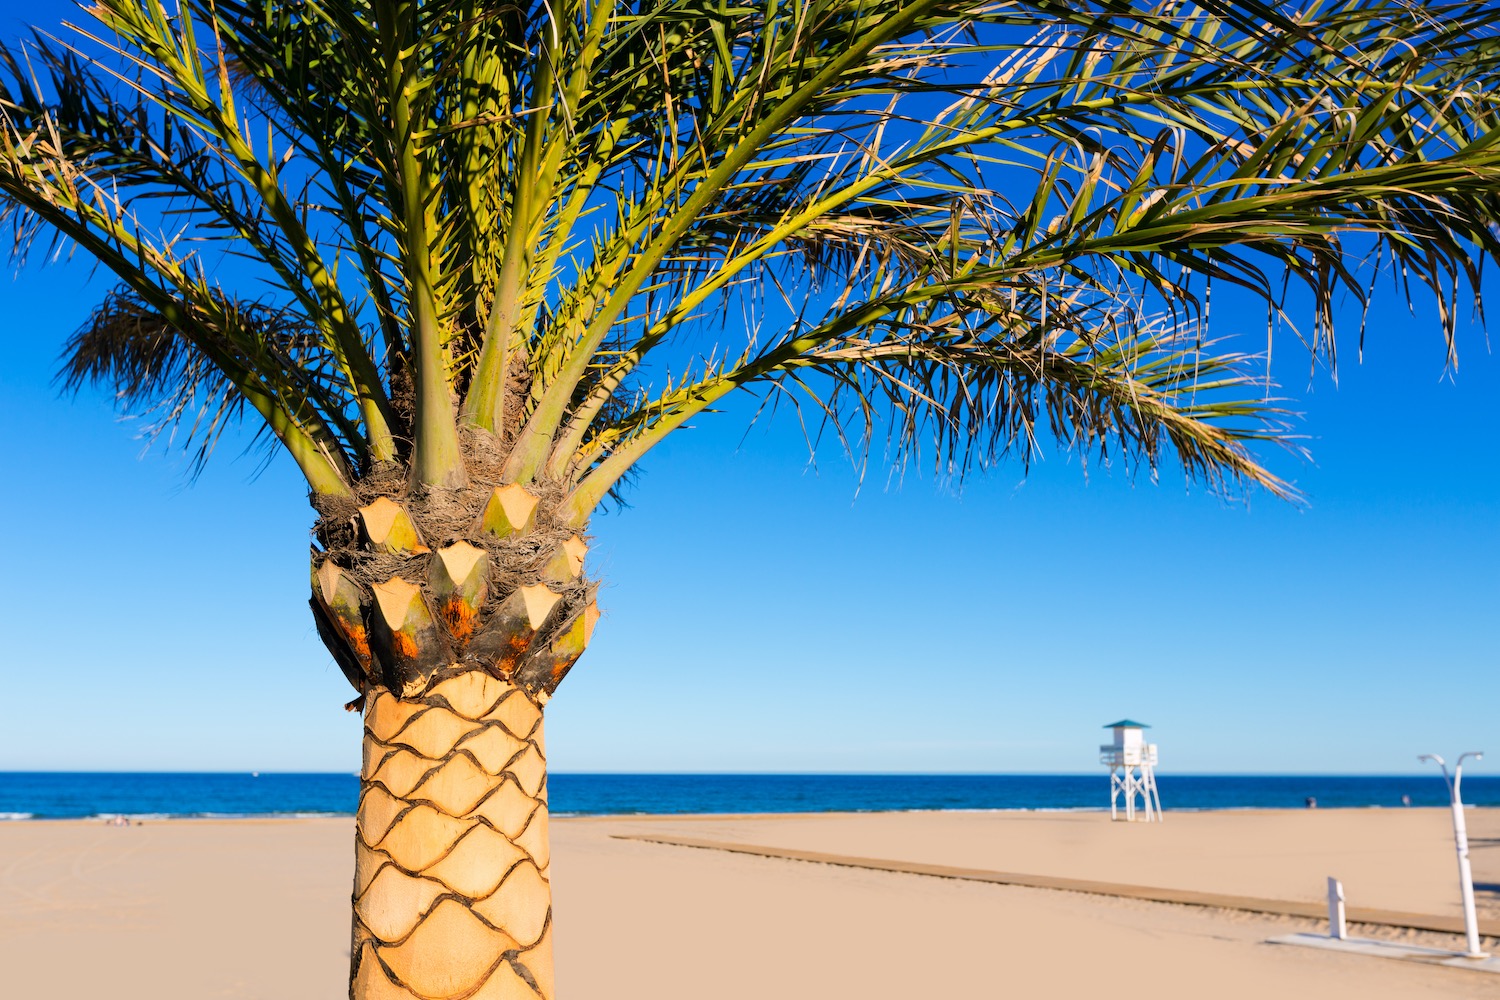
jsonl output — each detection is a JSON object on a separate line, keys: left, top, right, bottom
{"left": 1419, "top": 751, "right": 1487, "bottom": 959}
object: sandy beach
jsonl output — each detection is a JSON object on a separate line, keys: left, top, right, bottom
{"left": 4, "top": 808, "right": 1498, "bottom": 998}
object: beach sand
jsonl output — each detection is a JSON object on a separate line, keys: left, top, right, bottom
{"left": 3, "top": 808, "right": 1497, "bottom": 998}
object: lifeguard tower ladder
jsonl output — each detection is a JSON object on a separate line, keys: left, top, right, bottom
{"left": 1100, "top": 720, "right": 1162, "bottom": 822}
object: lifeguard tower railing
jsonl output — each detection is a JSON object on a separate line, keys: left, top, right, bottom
{"left": 1099, "top": 744, "right": 1159, "bottom": 766}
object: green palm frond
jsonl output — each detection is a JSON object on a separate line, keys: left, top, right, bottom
{"left": 57, "top": 286, "right": 344, "bottom": 475}
{"left": 2, "top": 0, "right": 1498, "bottom": 513}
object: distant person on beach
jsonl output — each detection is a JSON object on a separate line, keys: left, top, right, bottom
{"left": 1305, "top": 796, "right": 1317, "bottom": 809}
{"left": 1402, "top": 794, "right": 1412, "bottom": 807}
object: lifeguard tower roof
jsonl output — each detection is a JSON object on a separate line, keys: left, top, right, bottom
{"left": 1103, "top": 719, "right": 1150, "bottom": 729}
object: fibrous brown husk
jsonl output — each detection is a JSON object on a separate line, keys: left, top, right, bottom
{"left": 308, "top": 431, "right": 595, "bottom": 702}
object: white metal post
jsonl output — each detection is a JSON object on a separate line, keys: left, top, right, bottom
{"left": 1326, "top": 877, "right": 1347, "bottom": 940}
{"left": 1452, "top": 796, "right": 1483, "bottom": 957}
{"left": 1420, "top": 751, "right": 1487, "bottom": 959}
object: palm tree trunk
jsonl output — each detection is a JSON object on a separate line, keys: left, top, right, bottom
{"left": 351, "top": 678, "right": 553, "bottom": 1000}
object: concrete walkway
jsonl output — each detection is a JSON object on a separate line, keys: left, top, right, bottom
{"left": 618, "top": 832, "right": 1500, "bottom": 938}
{"left": 1268, "top": 933, "right": 1500, "bottom": 974}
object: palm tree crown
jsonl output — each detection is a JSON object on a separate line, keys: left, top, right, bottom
{"left": 7, "top": 0, "right": 1500, "bottom": 526}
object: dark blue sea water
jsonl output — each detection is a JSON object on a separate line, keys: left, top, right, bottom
{"left": 3, "top": 772, "right": 1498, "bottom": 820}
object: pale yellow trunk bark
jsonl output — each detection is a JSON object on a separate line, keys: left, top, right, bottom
{"left": 351, "top": 678, "right": 553, "bottom": 1000}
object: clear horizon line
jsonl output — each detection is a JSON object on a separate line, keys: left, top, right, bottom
{"left": 0, "top": 769, "right": 1488, "bottom": 778}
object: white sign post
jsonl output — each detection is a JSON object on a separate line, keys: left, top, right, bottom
{"left": 1419, "top": 751, "right": 1487, "bottom": 959}
{"left": 1326, "top": 877, "right": 1347, "bottom": 940}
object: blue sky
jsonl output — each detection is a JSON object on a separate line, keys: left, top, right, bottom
{"left": 0, "top": 4, "right": 1496, "bottom": 775}
{"left": 2, "top": 250, "right": 1494, "bottom": 774}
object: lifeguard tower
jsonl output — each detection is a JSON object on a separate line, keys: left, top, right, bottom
{"left": 1100, "top": 720, "right": 1162, "bottom": 822}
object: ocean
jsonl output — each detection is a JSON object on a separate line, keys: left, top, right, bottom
{"left": 2, "top": 772, "right": 1498, "bottom": 820}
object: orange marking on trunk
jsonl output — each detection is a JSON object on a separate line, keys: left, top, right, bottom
{"left": 342, "top": 623, "right": 373, "bottom": 663}
{"left": 549, "top": 654, "right": 580, "bottom": 684}
{"left": 393, "top": 632, "right": 419, "bottom": 660}
{"left": 440, "top": 597, "right": 476, "bottom": 646}
{"left": 493, "top": 632, "right": 533, "bottom": 679}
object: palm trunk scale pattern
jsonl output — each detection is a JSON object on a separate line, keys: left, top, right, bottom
{"left": 314, "top": 479, "right": 593, "bottom": 998}
{"left": 355, "top": 681, "right": 553, "bottom": 1000}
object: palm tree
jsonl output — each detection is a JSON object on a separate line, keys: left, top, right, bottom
{"left": 5, "top": 1, "right": 1500, "bottom": 996}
